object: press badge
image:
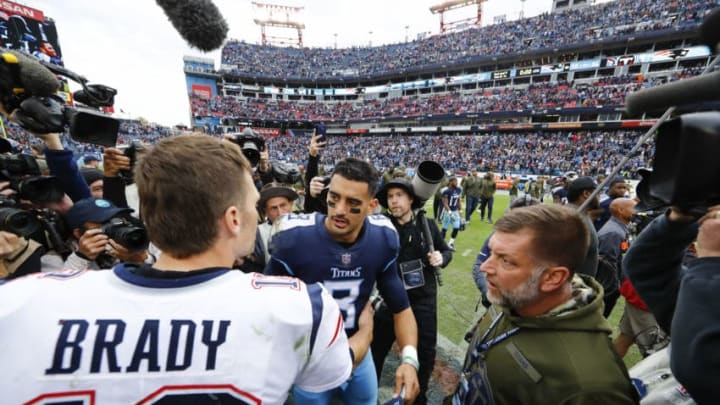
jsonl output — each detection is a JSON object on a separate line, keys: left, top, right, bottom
{"left": 399, "top": 259, "right": 425, "bottom": 290}
{"left": 452, "top": 364, "right": 495, "bottom": 405}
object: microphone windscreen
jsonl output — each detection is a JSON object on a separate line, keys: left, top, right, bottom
{"left": 701, "top": 7, "right": 720, "bottom": 50}
{"left": 624, "top": 70, "right": 720, "bottom": 117}
{"left": 156, "top": 0, "right": 229, "bottom": 51}
{"left": 6, "top": 50, "right": 60, "bottom": 96}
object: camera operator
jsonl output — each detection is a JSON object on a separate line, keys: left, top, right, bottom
{"left": 624, "top": 205, "right": 720, "bottom": 404}
{"left": 226, "top": 128, "right": 301, "bottom": 188}
{"left": 372, "top": 178, "right": 452, "bottom": 404}
{"left": 63, "top": 197, "right": 150, "bottom": 271}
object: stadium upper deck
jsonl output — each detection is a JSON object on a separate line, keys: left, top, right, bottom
{"left": 219, "top": 0, "right": 714, "bottom": 82}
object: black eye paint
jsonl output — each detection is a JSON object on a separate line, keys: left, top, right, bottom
{"left": 349, "top": 208, "right": 362, "bottom": 214}
{"left": 327, "top": 200, "right": 336, "bottom": 207}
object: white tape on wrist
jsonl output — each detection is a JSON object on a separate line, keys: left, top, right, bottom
{"left": 401, "top": 345, "right": 419, "bottom": 370}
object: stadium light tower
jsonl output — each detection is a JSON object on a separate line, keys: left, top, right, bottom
{"left": 252, "top": 2, "right": 306, "bottom": 47}
{"left": 430, "top": 0, "right": 486, "bottom": 34}
{"left": 519, "top": 0, "right": 526, "bottom": 19}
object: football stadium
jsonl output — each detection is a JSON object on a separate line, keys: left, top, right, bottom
{"left": 0, "top": 0, "right": 718, "bottom": 403}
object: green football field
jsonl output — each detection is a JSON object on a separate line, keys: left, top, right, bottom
{"left": 430, "top": 194, "right": 642, "bottom": 369}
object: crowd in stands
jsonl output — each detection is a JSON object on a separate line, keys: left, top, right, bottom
{"left": 2, "top": 115, "right": 649, "bottom": 178}
{"left": 261, "top": 130, "right": 651, "bottom": 177}
{"left": 221, "top": 0, "right": 714, "bottom": 80}
{"left": 1, "top": 118, "right": 180, "bottom": 158}
{"left": 190, "top": 69, "right": 704, "bottom": 122}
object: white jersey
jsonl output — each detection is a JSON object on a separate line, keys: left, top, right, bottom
{"left": 0, "top": 265, "right": 352, "bottom": 405}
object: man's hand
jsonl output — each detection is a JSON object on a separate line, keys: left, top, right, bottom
{"left": 0, "top": 181, "right": 16, "bottom": 198}
{"left": 309, "top": 131, "right": 326, "bottom": 157}
{"left": 77, "top": 228, "right": 108, "bottom": 260}
{"left": 394, "top": 363, "right": 420, "bottom": 404}
{"left": 427, "top": 250, "right": 443, "bottom": 267}
{"left": 103, "top": 148, "right": 131, "bottom": 178}
{"left": 348, "top": 302, "right": 374, "bottom": 369}
{"left": 697, "top": 205, "right": 720, "bottom": 258}
{"left": 0, "top": 231, "right": 27, "bottom": 259}
{"left": 309, "top": 176, "right": 326, "bottom": 198}
{"left": 107, "top": 239, "right": 148, "bottom": 264}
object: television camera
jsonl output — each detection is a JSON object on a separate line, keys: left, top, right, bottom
{"left": 0, "top": 48, "right": 119, "bottom": 146}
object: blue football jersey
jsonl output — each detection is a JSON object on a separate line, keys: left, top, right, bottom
{"left": 443, "top": 186, "right": 462, "bottom": 210}
{"left": 266, "top": 212, "right": 409, "bottom": 336}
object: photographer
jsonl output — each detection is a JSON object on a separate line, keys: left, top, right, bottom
{"left": 624, "top": 206, "right": 719, "bottom": 404}
{"left": 373, "top": 178, "right": 452, "bottom": 404}
{"left": 63, "top": 197, "right": 150, "bottom": 271}
{"left": 227, "top": 128, "right": 301, "bottom": 188}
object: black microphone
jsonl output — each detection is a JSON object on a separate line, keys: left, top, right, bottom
{"left": 701, "top": 7, "right": 720, "bottom": 50}
{"left": 156, "top": 0, "right": 229, "bottom": 51}
{"left": 3, "top": 49, "right": 60, "bottom": 97}
{"left": 624, "top": 70, "right": 720, "bottom": 117}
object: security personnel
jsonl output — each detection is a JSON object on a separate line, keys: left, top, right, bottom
{"left": 372, "top": 178, "right": 453, "bottom": 404}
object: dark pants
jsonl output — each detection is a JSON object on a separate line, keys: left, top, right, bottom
{"left": 433, "top": 196, "right": 443, "bottom": 221}
{"left": 371, "top": 296, "right": 437, "bottom": 405}
{"left": 479, "top": 196, "right": 494, "bottom": 221}
{"left": 465, "top": 195, "right": 480, "bottom": 222}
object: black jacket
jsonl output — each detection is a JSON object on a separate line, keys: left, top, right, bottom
{"left": 390, "top": 213, "right": 452, "bottom": 300}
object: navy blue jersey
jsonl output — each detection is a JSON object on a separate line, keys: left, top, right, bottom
{"left": 443, "top": 187, "right": 462, "bottom": 210}
{"left": 266, "top": 212, "right": 409, "bottom": 336}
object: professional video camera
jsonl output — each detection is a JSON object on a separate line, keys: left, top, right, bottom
{"left": 100, "top": 217, "right": 149, "bottom": 252}
{"left": 231, "top": 128, "right": 266, "bottom": 167}
{"left": 0, "top": 48, "right": 119, "bottom": 146}
{"left": 0, "top": 153, "right": 64, "bottom": 203}
{"left": 632, "top": 112, "right": 720, "bottom": 215}
{"left": 230, "top": 128, "right": 301, "bottom": 184}
{"left": 0, "top": 196, "right": 71, "bottom": 254}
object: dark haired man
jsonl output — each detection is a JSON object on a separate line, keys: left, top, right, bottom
{"left": 268, "top": 157, "right": 420, "bottom": 404}
{"left": 594, "top": 177, "right": 628, "bottom": 230}
{"left": 448, "top": 205, "right": 638, "bottom": 405}
{"left": 373, "top": 178, "right": 452, "bottom": 404}
{"left": 0, "top": 135, "right": 354, "bottom": 404}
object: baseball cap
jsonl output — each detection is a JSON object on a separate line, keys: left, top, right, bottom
{"left": 65, "top": 198, "right": 133, "bottom": 229}
{"left": 568, "top": 176, "right": 598, "bottom": 192}
{"left": 84, "top": 155, "right": 99, "bottom": 163}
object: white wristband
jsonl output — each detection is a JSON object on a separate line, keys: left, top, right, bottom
{"left": 401, "top": 345, "right": 419, "bottom": 370}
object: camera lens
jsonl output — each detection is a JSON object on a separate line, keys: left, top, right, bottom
{"left": 0, "top": 207, "right": 41, "bottom": 237}
{"left": 242, "top": 141, "right": 260, "bottom": 166}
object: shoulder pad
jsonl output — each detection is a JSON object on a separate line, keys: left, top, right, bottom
{"left": 367, "top": 214, "right": 399, "bottom": 251}
{"left": 275, "top": 212, "right": 318, "bottom": 233}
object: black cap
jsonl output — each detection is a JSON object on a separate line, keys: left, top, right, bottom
{"left": 568, "top": 176, "right": 598, "bottom": 192}
{"left": 376, "top": 178, "right": 423, "bottom": 209}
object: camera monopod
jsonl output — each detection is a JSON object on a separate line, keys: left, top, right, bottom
{"left": 412, "top": 161, "right": 447, "bottom": 286}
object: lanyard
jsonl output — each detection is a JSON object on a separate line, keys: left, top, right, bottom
{"left": 467, "top": 312, "right": 521, "bottom": 370}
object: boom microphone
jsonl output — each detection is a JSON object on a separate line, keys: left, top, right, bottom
{"left": 624, "top": 70, "right": 720, "bottom": 117}
{"left": 156, "top": 0, "right": 229, "bottom": 51}
{"left": 2, "top": 49, "right": 60, "bottom": 97}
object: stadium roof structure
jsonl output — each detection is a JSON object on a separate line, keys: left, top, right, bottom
{"left": 430, "top": 0, "right": 486, "bottom": 34}
{"left": 252, "top": 2, "right": 306, "bottom": 47}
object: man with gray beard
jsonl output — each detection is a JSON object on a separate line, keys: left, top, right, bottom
{"left": 447, "top": 204, "right": 638, "bottom": 405}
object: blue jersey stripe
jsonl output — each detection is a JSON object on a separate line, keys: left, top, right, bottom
{"left": 307, "top": 283, "right": 324, "bottom": 357}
